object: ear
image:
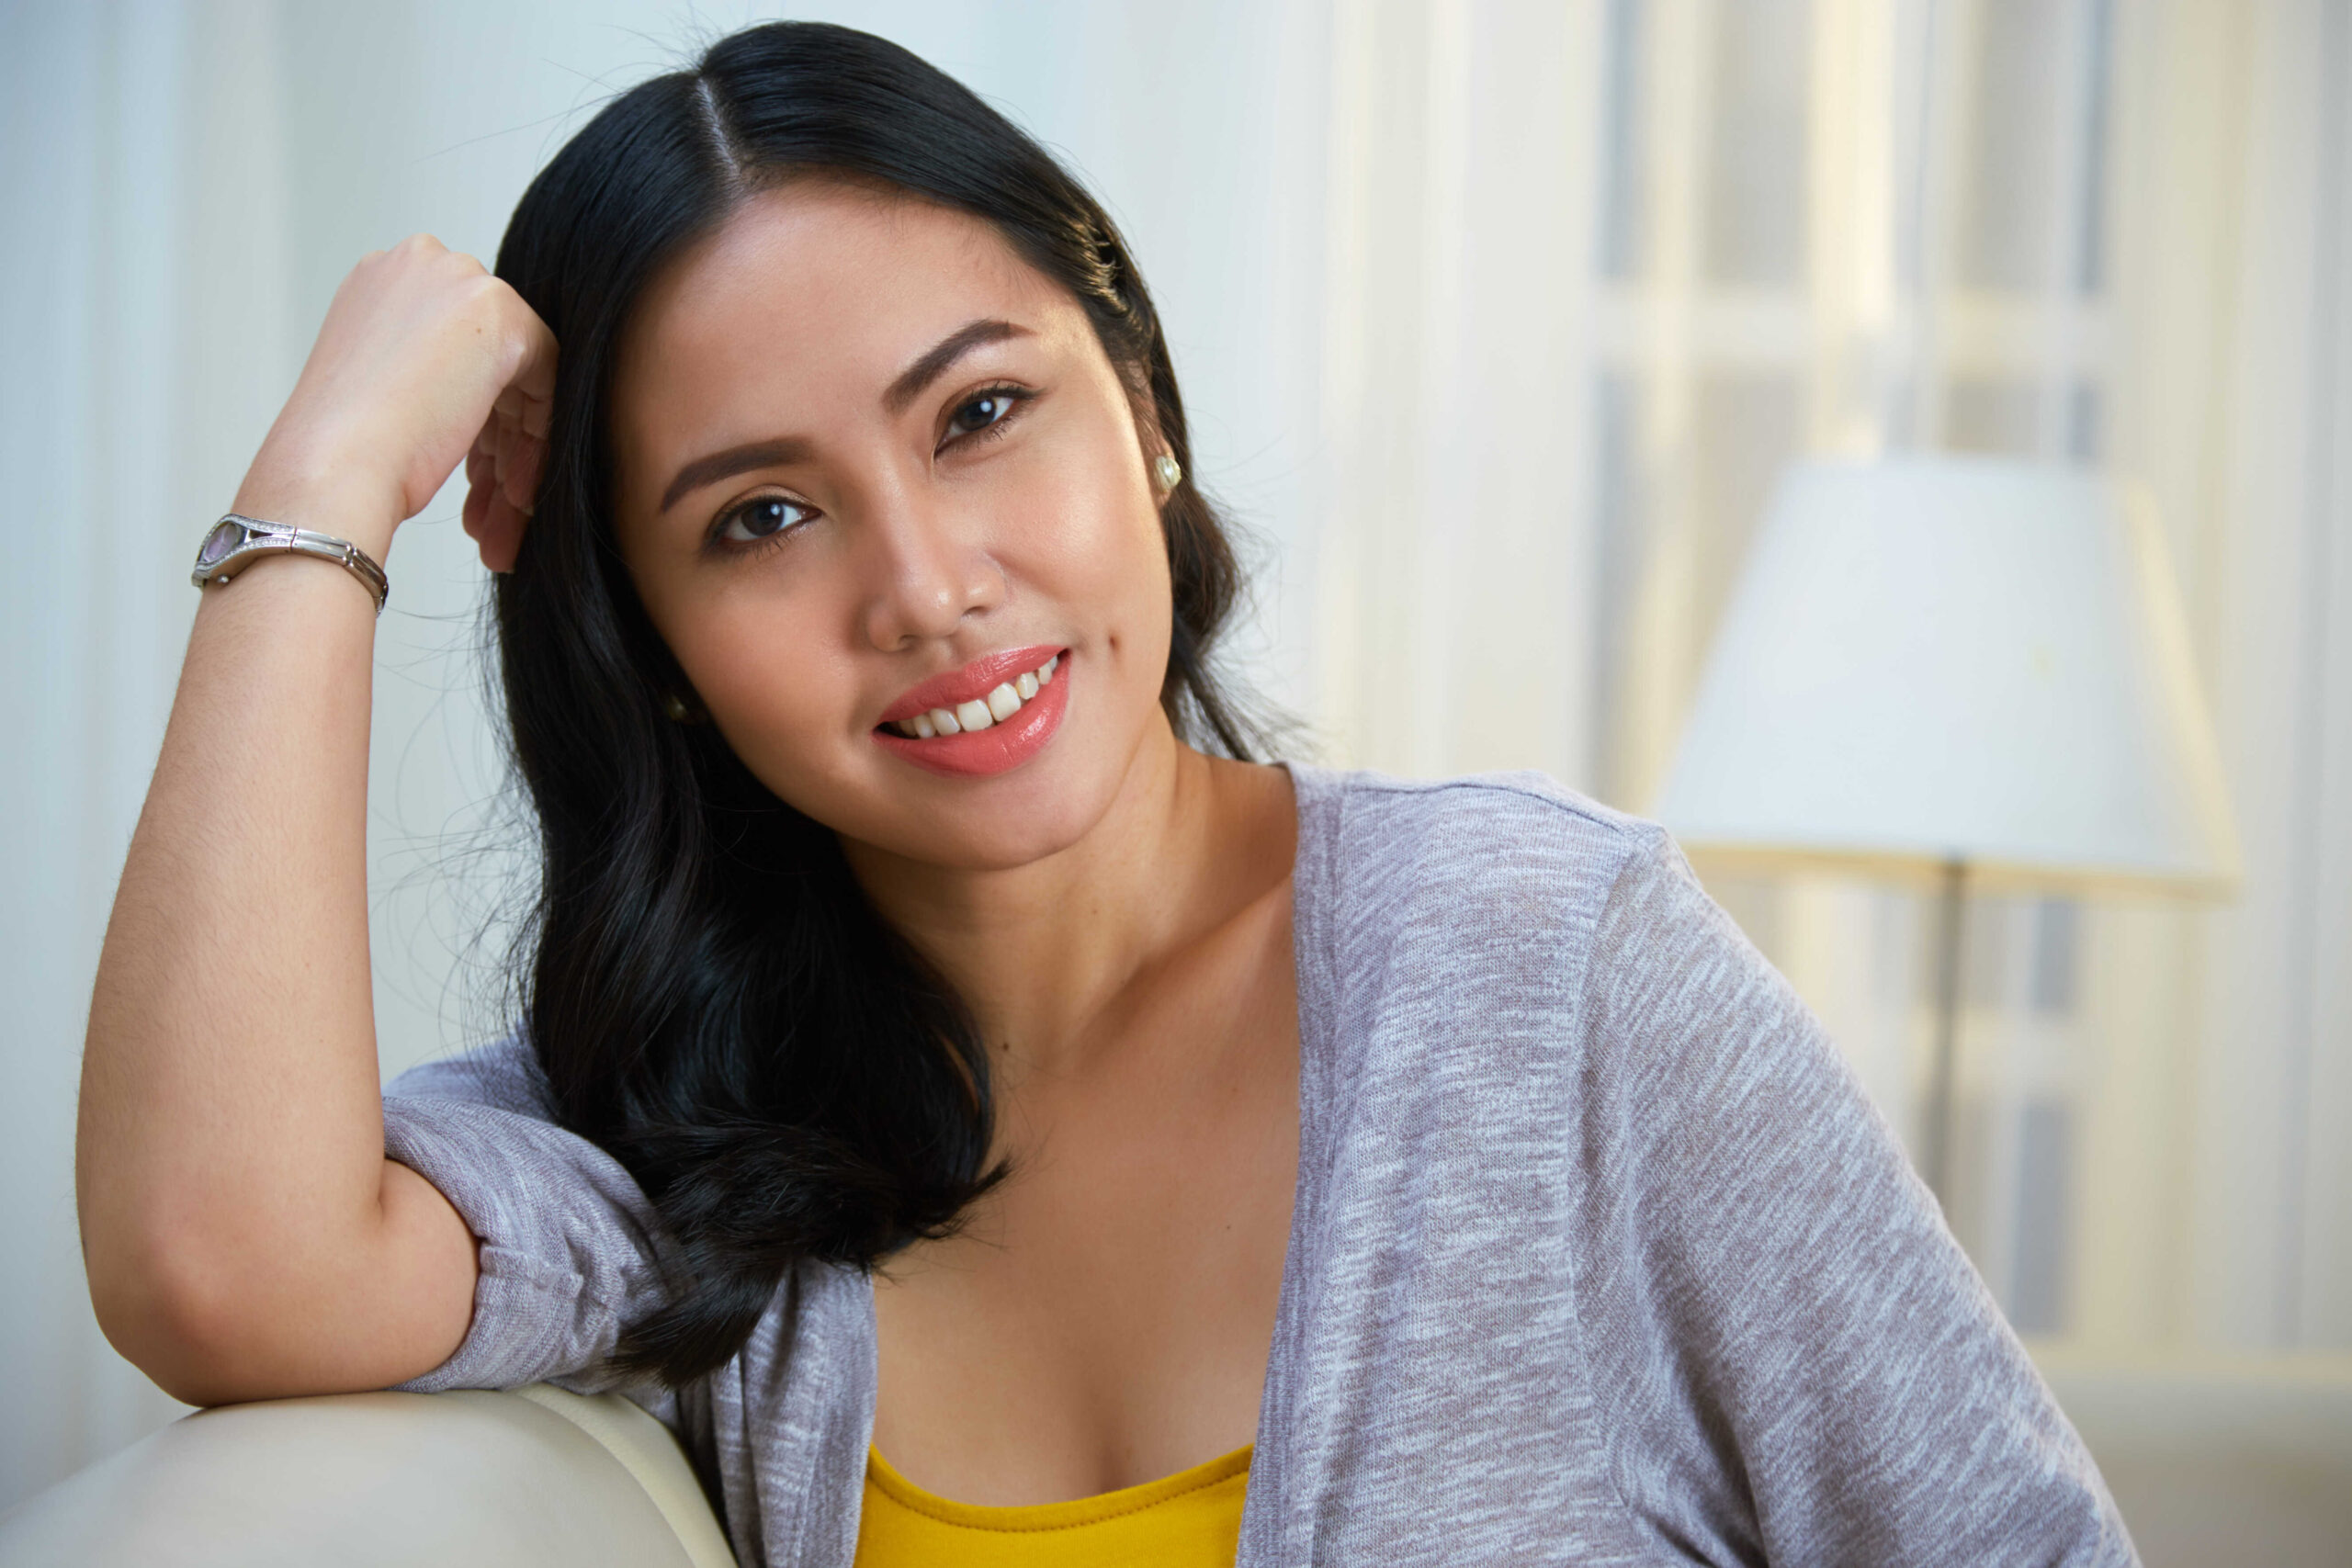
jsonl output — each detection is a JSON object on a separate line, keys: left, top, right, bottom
{"left": 1116, "top": 367, "right": 1173, "bottom": 480}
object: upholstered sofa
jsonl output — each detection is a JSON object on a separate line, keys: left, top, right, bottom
{"left": 0, "top": 1383, "right": 736, "bottom": 1567}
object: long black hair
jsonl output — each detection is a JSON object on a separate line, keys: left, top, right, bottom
{"left": 491, "top": 21, "right": 1260, "bottom": 1384}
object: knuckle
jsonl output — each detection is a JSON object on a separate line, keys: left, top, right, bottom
{"left": 463, "top": 278, "right": 514, "bottom": 336}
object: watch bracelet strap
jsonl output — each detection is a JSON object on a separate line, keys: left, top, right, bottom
{"left": 192, "top": 513, "right": 390, "bottom": 615}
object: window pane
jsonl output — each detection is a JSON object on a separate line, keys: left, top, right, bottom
{"left": 1939, "top": 378, "right": 2101, "bottom": 460}
{"left": 1955, "top": 0, "right": 2113, "bottom": 297}
{"left": 2067, "top": 382, "right": 2102, "bottom": 460}
{"left": 2075, "top": 0, "right": 2115, "bottom": 293}
{"left": 2008, "top": 1099, "right": 2076, "bottom": 1335}
{"left": 1941, "top": 378, "right": 2041, "bottom": 455}
{"left": 1958, "top": 0, "right": 2066, "bottom": 291}
{"left": 1590, "top": 370, "right": 1640, "bottom": 799}
{"left": 1704, "top": 0, "right": 1811, "bottom": 288}
{"left": 1598, "top": 0, "right": 1647, "bottom": 280}
{"left": 2030, "top": 898, "right": 2081, "bottom": 1015}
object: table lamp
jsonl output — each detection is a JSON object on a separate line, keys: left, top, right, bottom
{"left": 1653, "top": 456, "right": 2239, "bottom": 1201}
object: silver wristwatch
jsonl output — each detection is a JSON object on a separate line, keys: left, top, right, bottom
{"left": 191, "top": 513, "right": 389, "bottom": 615}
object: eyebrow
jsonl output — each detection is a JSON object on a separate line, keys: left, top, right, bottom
{"left": 656, "top": 318, "right": 1032, "bottom": 515}
{"left": 883, "top": 318, "right": 1029, "bottom": 414}
{"left": 658, "top": 435, "right": 815, "bottom": 514}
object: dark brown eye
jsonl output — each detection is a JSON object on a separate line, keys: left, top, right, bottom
{"left": 718, "top": 495, "right": 813, "bottom": 545}
{"left": 948, "top": 390, "right": 1016, "bottom": 437}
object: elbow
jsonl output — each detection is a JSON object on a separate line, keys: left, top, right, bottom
{"left": 84, "top": 1224, "right": 300, "bottom": 1407}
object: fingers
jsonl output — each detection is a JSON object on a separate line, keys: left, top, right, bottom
{"left": 463, "top": 454, "right": 527, "bottom": 575}
{"left": 492, "top": 282, "right": 560, "bottom": 415}
{"left": 462, "top": 404, "right": 542, "bottom": 576}
{"left": 462, "top": 452, "right": 493, "bottom": 539}
{"left": 475, "top": 491, "right": 528, "bottom": 575}
{"left": 484, "top": 389, "right": 544, "bottom": 515}
{"left": 478, "top": 285, "right": 558, "bottom": 574}
{"left": 257, "top": 231, "right": 566, "bottom": 556}
{"left": 503, "top": 437, "right": 547, "bottom": 515}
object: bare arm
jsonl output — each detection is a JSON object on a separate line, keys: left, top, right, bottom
{"left": 77, "top": 235, "right": 554, "bottom": 1407}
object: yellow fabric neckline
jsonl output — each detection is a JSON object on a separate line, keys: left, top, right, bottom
{"left": 863, "top": 1442, "right": 1253, "bottom": 1534}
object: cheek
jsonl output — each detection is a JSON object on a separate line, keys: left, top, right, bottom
{"left": 1091, "top": 502, "right": 1176, "bottom": 669}
{"left": 1033, "top": 498, "right": 1162, "bottom": 615}
{"left": 1006, "top": 423, "right": 1171, "bottom": 632}
{"left": 666, "top": 592, "right": 859, "bottom": 768}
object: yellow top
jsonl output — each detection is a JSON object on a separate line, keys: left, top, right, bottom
{"left": 852, "top": 1444, "right": 1252, "bottom": 1568}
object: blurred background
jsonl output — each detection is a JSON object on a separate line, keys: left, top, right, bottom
{"left": 3, "top": 0, "right": 2346, "bottom": 1557}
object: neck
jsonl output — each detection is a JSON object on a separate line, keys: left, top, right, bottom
{"left": 841, "top": 717, "right": 1278, "bottom": 1083}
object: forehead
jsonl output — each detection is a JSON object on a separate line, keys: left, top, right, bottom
{"left": 612, "top": 180, "right": 1073, "bottom": 454}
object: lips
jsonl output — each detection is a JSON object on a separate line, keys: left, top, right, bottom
{"left": 878, "top": 644, "right": 1065, "bottom": 725}
{"left": 873, "top": 645, "right": 1071, "bottom": 780}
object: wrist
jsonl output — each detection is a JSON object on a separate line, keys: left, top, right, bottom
{"left": 193, "top": 514, "right": 390, "bottom": 615}
{"left": 232, "top": 458, "right": 403, "bottom": 564}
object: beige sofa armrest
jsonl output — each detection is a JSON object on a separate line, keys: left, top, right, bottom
{"left": 0, "top": 1386, "right": 738, "bottom": 1568}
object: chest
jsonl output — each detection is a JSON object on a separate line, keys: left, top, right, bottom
{"left": 705, "top": 984, "right": 1653, "bottom": 1568}
{"left": 865, "top": 921, "right": 1300, "bottom": 1506}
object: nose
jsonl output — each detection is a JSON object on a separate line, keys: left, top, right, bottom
{"left": 856, "top": 479, "right": 1005, "bottom": 652}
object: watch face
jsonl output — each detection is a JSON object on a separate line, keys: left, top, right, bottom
{"left": 197, "top": 520, "right": 245, "bottom": 568}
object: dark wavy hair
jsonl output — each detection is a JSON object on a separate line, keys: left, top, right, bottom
{"left": 489, "top": 21, "right": 1260, "bottom": 1385}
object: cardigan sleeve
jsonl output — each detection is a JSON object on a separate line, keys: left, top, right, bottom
{"left": 379, "top": 1039, "right": 673, "bottom": 1397}
{"left": 1574, "top": 829, "right": 2137, "bottom": 1565}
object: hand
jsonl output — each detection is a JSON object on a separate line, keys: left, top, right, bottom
{"left": 233, "top": 233, "right": 557, "bottom": 570}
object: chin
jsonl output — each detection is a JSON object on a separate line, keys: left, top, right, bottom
{"left": 754, "top": 720, "right": 1136, "bottom": 874}
{"left": 880, "top": 748, "right": 1134, "bottom": 872}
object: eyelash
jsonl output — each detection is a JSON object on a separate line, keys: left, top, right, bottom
{"left": 710, "top": 493, "right": 816, "bottom": 553}
{"left": 707, "top": 382, "right": 1038, "bottom": 556}
{"left": 942, "top": 381, "right": 1035, "bottom": 447}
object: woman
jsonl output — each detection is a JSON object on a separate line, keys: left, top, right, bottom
{"left": 78, "top": 20, "right": 2133, "bottom": 1567}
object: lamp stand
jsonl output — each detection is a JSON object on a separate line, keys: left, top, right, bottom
{"left": 1921, "top": 858, "right": 1968, "bottom": 1204}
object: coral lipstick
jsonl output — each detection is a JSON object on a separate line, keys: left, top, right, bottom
{"left": 873, "top": 645, "right": 1069, "bottom": 779}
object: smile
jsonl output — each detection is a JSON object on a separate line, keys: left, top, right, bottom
{"left": 888, "top": 652, "right": 1057, "bottom": 738}
{"left": 873, "top": 644, "right": 1071, "bottom": 779}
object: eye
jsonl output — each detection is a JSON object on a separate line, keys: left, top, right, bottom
{"left": 943, "top": 385, "right": 1030, "bottom": 444}
{"left": 715, "top": 493, "right": 816, "bottom": 547}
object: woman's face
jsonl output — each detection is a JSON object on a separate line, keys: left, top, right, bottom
{"left": 608, "top": 180, "right": 1176, "bottom": 871}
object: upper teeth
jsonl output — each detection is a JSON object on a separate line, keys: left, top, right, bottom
{"left": 899, "top": 653, "right": 1057, "bottom": 739}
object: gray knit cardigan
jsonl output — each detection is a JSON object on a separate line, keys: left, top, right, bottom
{"left": 383, "top": 765, "right": 2137, "bottom": 1566}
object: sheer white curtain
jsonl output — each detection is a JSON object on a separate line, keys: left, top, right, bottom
{"left": 3, "top": 0, "right": 2343, "bottom": 1512}
{"left": 1301, "top": 0, "right": 2350, "bottom": 1358}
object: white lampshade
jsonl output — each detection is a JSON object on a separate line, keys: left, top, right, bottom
{"left": 1654, "top": 456, "right": 2239, "bottom": 897}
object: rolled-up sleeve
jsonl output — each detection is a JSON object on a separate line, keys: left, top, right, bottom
{"left": 381, "top": 1043, "right": 672, "bottom": 1395}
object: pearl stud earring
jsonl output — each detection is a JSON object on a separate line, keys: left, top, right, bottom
{"left": 1153, "top": 453, "right": 1182, "bottom": 493}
